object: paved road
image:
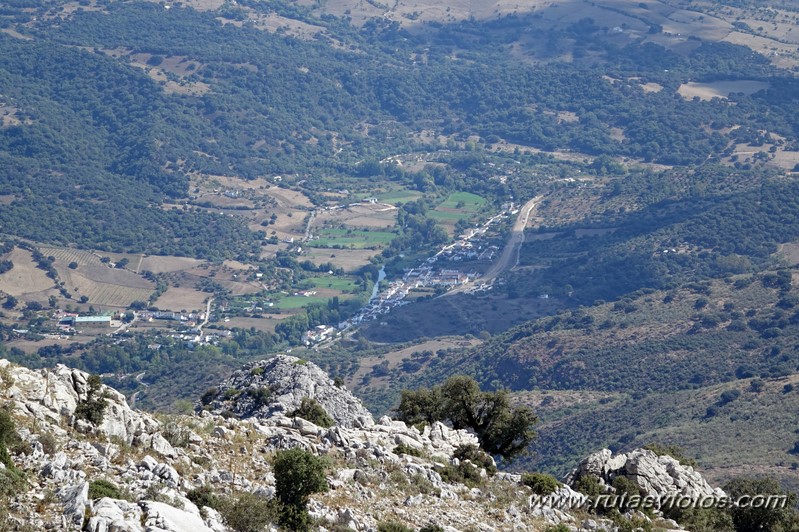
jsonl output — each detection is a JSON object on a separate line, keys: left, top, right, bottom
{"left": 198, "top": 298, "right": 213, "bottom": 332}
{"left": 445, "top": 196, "right": 540, "bottom": 296}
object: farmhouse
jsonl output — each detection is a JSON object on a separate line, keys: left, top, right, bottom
{"left": 60, "top": 315, "right": 112, "bottom": 328}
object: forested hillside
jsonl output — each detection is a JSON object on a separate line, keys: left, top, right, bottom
{"left": 2, "top": 1, "right": 799, "bottom": 254}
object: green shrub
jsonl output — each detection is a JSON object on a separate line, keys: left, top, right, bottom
{"left": 393, "top": 443, "right": 422, "bottom": 457}
{"left": 521, "top": 472, "right": 561, "bottom": 495}
{"left": 88, "top": 479, "right": 121, "bottom": 500}
{"left": 574, "top": 474, "right": 604, "bottom": 497}
{"left": 607, "top": 509, "right": 653, "bottom": 532}
{"left": 249, "top": 387, "right": 271, "bottom": 409}
{"left": 288, "top": 397, "right": 334, "bottom": 428}
{"left": 217, "top": 492, "right": 277, "bottom": 532}
{"left": 419, "top": 524, "right": 444, "bottom": 532}
{"left": 663, "top": 506, "right": 734, "bottom": 532}
{"left": 453, "top": 444, "right": 496, "bottom": 476}
{"left": 0, "top": 408, "right": 22, "bottom": 469}
{"left": 723, "top": 477, "right": 799, "bottom": 532}
{"left": 396, "top": 376, "right": 537, "bottom": 462}
{"left": 438, "top": 460, "right": 484, "bottom": 488}
{"left": 74, "top": 375, "right": 107, "bottom": 425}
{"left": 611, "top": 476, "right": 642, "bottom": 510}
{"left": 376, "top": 521, "right": 413, "bottom": 532}
{"left": 162, "top": 422, "right": 190, "bottom": 448}
{"left": 273, "top": 448, "right": 328, "bottom": 530}
{"left": 186, "top": 485, "right": 221, "bottom": 510}
{"left": 0, "top": 467, "right": 26, "bottom": 498}
{"left": 545, "top": 525, "right": 571, "bottom": 532}
{"left": 200, "top": 387, "right": 218, "bottom": 405}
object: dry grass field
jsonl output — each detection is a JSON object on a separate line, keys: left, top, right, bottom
{"left": 138, "top": 255, "right": 205, "bottom": 274}
{"left": 301, "top": 248, "right": 378, "bottom": 273}
{"left": 313, "top": 204, "right": 398, "bottom": 231}
{"left": 155, "top": 285, "right": 210, "bottom": 312}
{"left": 677, "top": 80, "right": 771, "bottom": 101}
{"left": 0, "top": 248, "right": 55, "bottom": 298}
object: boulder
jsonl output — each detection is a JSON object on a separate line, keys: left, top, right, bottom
{"left": 86, "top": 498, "right": 144, "bottom": 532}
{"left": 142, "top": 501, "right": 214, "bottom": 532}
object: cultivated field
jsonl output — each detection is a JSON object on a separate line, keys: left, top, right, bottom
{"left": 39, "top": 246, "right": 102, "bottom": 267}
{"left": 430, "top": 191, "right": 486, "bottom": 232}
{"left": 307, "top": 228, "right": 395, "bottom": 250}
{"left": 57, "top": 264, "right": 154, "bottom": 308}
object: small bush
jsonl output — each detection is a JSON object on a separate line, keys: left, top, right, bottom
{"left": 162, "top": 422, "right": 191, "bottom": 448}
{"left": 217, "top": 492, "right": 277, "bottom": 532}
{"left": 453, "top": 444, "right": 496, "bottom": 476}
{"left": 409, "top": 473, "right": 438, "bottom": 496}
{"left": 607, "top": 509, "right": 653, "bottom": 532}
{"left": 288, "top": 397, "right": 334, "bottom": 428}
{"left": 88, "top": 479, "right": 121, "bottom": 500}
{"left": 438, "top": 461, "right": 484, "bottom": 488}
{"left": 186, "top": 485, "right": 220, "bottom": 510}
{"left": 200, "top": 387, "right": 218, "bottom": 405}
{"left": 74, "top": 375, "right": 107, "bottom": 425}
{"left": 38, "top": 432, "right": 58, "bottom": 455}
{"left": 248, "top": 387, "right": 271, "bottom": 409}
{"left": 521, "top": 472, "right": 560, "bottom": 495}
{"left": 377, "top": 522, "right": 413, "bottom": 532}
{"left": 574, "top": 474, "right": 603, "bottom": 497}
{"left": 611, "top": 476, "right": 642, "bottom": 510}
{"left": 393, "top": 442, "right": 422, "bottom": 457}
{"left": 718, "top": 389, "right": 741, "bottom": 405}
{"left": 419, "top": 525, "right": 444, "bottom": 532}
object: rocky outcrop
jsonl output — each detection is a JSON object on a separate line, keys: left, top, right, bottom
{"left": 200, "top": 355, "right": 374, "bottom": 428}
{"left": 0, "top": 358, "right": 708, "bottom": 531}
{"left": 2, "top": 361, "right": 162, "bottom": 448}
{"left": 565, "top": 448, "right": 726, "bottom": 500}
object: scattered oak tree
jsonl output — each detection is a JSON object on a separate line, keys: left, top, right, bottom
{"left": 396, "top": 375, "right": 537, "bottom": 462}
{"left": 273, "top": 448, "right": 328, "bottom": 530}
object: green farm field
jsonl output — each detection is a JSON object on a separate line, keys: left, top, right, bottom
{"left": 308, "top": 228, "right": 395, "bottom": 249}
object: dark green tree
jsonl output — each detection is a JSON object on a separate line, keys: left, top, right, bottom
{"left": 396, "top": 376, "right": 537, "bottom": 462}
{"left": 74, "top": 374, "right": 107, "bottom": 425}
{"left": 723, "top": 477, "right": 799, "bottom": 532}
{"left": 288, "top": 397, "right": 334, "bottom": 428}
{"left": 273, "top": 448, "right": 328, "bottom": 530}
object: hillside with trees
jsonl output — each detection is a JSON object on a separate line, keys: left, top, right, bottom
{"left": 2, "top": 0, "right": 799, "bottom": 505}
